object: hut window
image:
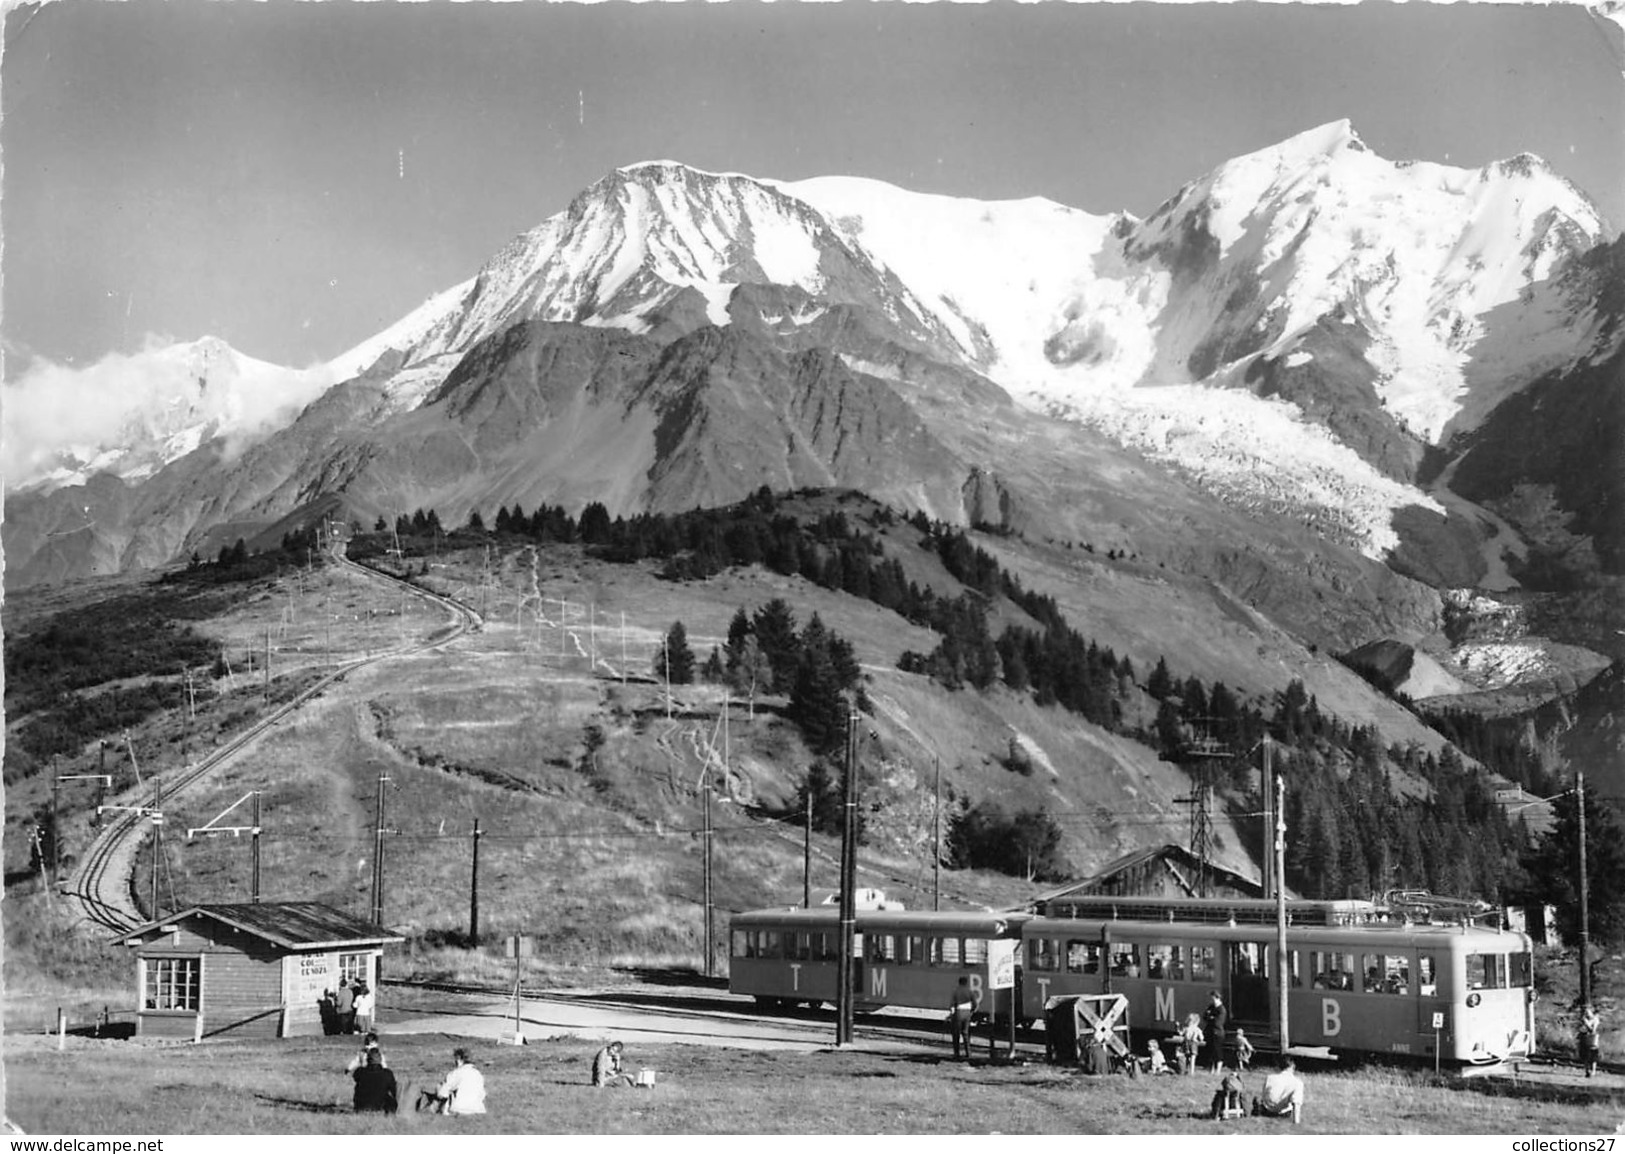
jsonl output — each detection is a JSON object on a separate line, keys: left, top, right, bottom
{"left": 145, "top": 957, "right": 200, "bottom": 1011}
{"left": 339, "top": 952, "right": 368, "bottom": 985}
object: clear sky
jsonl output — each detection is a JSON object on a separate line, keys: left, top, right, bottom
{"left": 3, "top": 0, "right": 1621, "bottom": 374}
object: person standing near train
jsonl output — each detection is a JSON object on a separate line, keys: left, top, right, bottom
{"left": 949, "top": 976, "right": 980, "bottom": 1059}
{"left": 1201, "top": 990, "right": 1228, "bottom": 1072}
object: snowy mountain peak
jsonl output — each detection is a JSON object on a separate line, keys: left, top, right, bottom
{"left": 4, "top": 336, "right": 335, "bottom": 492}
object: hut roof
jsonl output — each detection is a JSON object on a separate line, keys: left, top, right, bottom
{"left": 120, "top": 901, "right": 404, "bottom": 950}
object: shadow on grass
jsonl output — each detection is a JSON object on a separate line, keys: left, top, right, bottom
{"left": 253, "top": 1094, "right": 350, "bottom": 1115}
{"left": 1451, "top": 1074, "right": 1625, "bottom": 1108}
{"left": 619, "top": 967, "right": 728, "bottom": 991}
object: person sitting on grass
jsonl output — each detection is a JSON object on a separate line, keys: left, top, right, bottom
{"left": 352, "top": 1048, "right": 398, "bottom": 1115}
{"left": 416, "top": 1047, "right": 486, "bottom": 1115}
{"left": 1208, "top": 1065, "right": 1245, "bottom": 1120}
{"left": 1145, "top": 1037, "right": 1169, "bottom": 1075}
{"left": 1251, "top": 1056, "right": 1304, "bottom": 1123}
{"left": 592, "top": 1040, "right": 635, "bottom": 1088}
{"left": 345, "top": 1032, "right": 388, "bottom": 1074}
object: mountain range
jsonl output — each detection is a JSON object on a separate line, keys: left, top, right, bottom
{"left": 6, "top": 120, "right": 1621, "bottom": 704}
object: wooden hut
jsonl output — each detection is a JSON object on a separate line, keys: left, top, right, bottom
{"left": 119, "top": 901, "right": 403, "bottom": 1040}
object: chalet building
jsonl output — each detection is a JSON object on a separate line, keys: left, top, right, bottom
{"left": 119, "top": 901, "right": 402, "bottom": 1040}
{"left": 1038, "top": 843, "right": 1269, "bottom": 905}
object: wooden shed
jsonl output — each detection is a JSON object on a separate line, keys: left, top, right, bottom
{"left": 119, "top": 901, "right": 403, "bottom": 1040}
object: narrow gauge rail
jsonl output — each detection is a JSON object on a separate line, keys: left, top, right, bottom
{"left": 385, "top": 977, "right": 1048, "bottom": 1053}
{"left": 67, "top": 547, "right": 482, "bottom": 934}
{"left": 729, "top": 908, "right": 1028, "bottom": 1024}
{"left": 1024, "top": 895, "right": 1534, "bottom": 1067}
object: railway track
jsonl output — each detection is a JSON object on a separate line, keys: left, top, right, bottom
{"left": 66, "top": 547, "right": 484, "bottom": 936}
{"left": 383, "top": 977, "right": 1047, "bottom": 1055}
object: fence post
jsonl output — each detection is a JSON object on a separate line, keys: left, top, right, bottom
{"left": 56, "top": 1008, "right": 66, "bottom": 1050}
{"left": 193, "top": 1013, "right": 204, "bottom": 1044}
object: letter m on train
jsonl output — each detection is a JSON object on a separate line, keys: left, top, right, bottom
{"left": 1155, "top": 986, "right": 1175, "bottom": 1023}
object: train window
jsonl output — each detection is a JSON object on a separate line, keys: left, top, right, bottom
{"left": 939, "top": 938, "right": 963, "bottom": 966}
{"left": 1310, "top": 950, "right": 1356, "bottom": 990}
{"left": 1190, "top": 945, "right": 1216, "bottom": 983}
{"left": 1031, "top": 938, "right": 1061, "bottom": 972}
{"left": 868, "top": 935, "right": 897, "bottom": 962}
{"left": 1510, "top": 952, "right": 1532, "bottom": 987}
{"left": 1418, "top": 954, "right": 1437, "bottom": 997}
{"left": 903, "top": 935, "right": 926, "bottom": 965}
{"left": 1066, "top": 940, "right": 1101, "bottom": 975}
{"left": 1379, "top": 954, "right": 1410, "bottom": 995}
{"left": 1467, "top": 954, "right": 1505, "bottom": 990}
{"left": 964, "top": 939, "right": 988, "bottom": 964}
{"left": 791, "top": 933, "right": 813, "bottom": 961}
{"left": 732, "top": 930, "right": 748, "bottom": 958}
{"left": 1109, "top": 943, "right": 1141, "bottom": 977}
{"left": 1146, "top": 944, "right": 1183, "bottom": 981}
{"left": 1289, "top": 950, "right": 1306, "bottom": 989}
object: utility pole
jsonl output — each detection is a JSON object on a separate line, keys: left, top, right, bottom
{"left": 150, "top": 780, "right": 165, "bottom": 919}
{"left": 1262, "top": 734, "right": 1274, "bottom": 897}
{"left": 621, "top": 612, "right": 627, "bottom": 685}
{"left": 1579, "top": 770, "right": 1592, "bottom": 1008}
{"left": 803, "top": 790, "right": 813, "bottom": 909}
{"left": 1275, "top": 775, "right": 1290, "bottom": 1054}
{"left": 470, "top": 818, "right": 482, "bottom": 944}
{"left": 370, "top": 775, "right": 391, "bottom": 927}
{"left": 251, "top": 791, "right": 262, "bottom": 904}
{"left": 703, "top": 773, "right": 714, "bottom": 979}
{"left": 836, "top": 708, "right": 860, "bottom": 1046}
{"left": 50, "top": 768, "right": 60, "bottom": 883}
{"left": 934, "top": 754, "right": 942, "bottom": 912}
{"left": 264, "top": 626, "right": 271, "bottom": 702}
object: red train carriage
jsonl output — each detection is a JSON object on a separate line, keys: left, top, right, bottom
{"left": 729, "top": 907, "right": 1027, "bottom": 1022}
{"left": 1020, "top": 910, "right": 1534, "bottom": 1066}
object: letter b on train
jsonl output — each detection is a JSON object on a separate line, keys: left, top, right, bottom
{"left": 1321, "top": 998, "right": 1341, "bottom": 1037}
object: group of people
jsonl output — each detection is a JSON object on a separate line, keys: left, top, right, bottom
{"left": 1205, "top": 1057, "right": 1304, "bottom": 1123}
{"left": 320, "top": 977, "right": 375, "bottom": 1037}
{"left": 347, "top": 1035, "right": 644, "bottom": 1116}
{"left": 346, "top": 1035, "right": 487, "bottom": 1117}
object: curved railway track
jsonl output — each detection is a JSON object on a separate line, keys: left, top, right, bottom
{"left": 67, "top": 549, "right": 483, "bottom": 935}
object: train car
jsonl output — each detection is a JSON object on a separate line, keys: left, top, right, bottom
{"left": 729, "top": 907, "right": 1028, "bottom": 1022}
{"left": 1019, "top": 909, "right": 1535, "bottom": 1066}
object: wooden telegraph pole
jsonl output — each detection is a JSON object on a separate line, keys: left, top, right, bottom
{"left": 836, "top": 708, "right": 860, "bottom": 1046}
{"left": 470, "top": 818, "right": 482, "bottom": 944}
{"left": 703, "top": 773, "right": 714, "bottom": 979}
{"left": 803, "top": 791, "right": 813, "bottom": 908}
{"left": 1275, "top": 774, "right": 1290, "bottom": 1054}
{"left": 1579, "top": 770, "right": 1592, "bottom": 1008}
{"left": 251, "top": 791, "right": 262, "bottom": 903}
{"left": 370, "top": 775, "right": 391, "bottom": 926}
{"left": 934, "top": 754, "right": 942, "bottom": 912}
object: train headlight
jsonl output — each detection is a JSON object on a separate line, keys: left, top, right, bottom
{"left": 1465, "top": 992, "right": 1482, "bottom": 1008}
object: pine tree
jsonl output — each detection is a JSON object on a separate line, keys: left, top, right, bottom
{"left": 1520, "top": 787, "right": 1625, "bottom": 945}
{"left": 653, "top": 621, "right": 695, "bottom": 686}
{"left": 752, "top": 598, "right": 801, "bottom": 694}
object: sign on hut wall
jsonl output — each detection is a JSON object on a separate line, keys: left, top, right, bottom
{"left": 289, "top": 953, "right": 336, "bottom": 1004}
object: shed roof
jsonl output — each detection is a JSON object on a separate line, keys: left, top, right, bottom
{"left": 1033, "top": 843, "right": 1266, "bottom": 904}
{"left": 121, "top": 901, "right": 405, "bottom": 950}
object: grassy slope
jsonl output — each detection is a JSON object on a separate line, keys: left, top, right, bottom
{"left": 2, "top": 498, "right": 1526, "bottom": 1012}
{"left": 6, "top": 1028, "right": 1618, "bottom": 1134}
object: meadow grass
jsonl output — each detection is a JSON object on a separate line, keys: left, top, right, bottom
{"left": 6, "top": 1029, "right": 1623, "bottom": 1135}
